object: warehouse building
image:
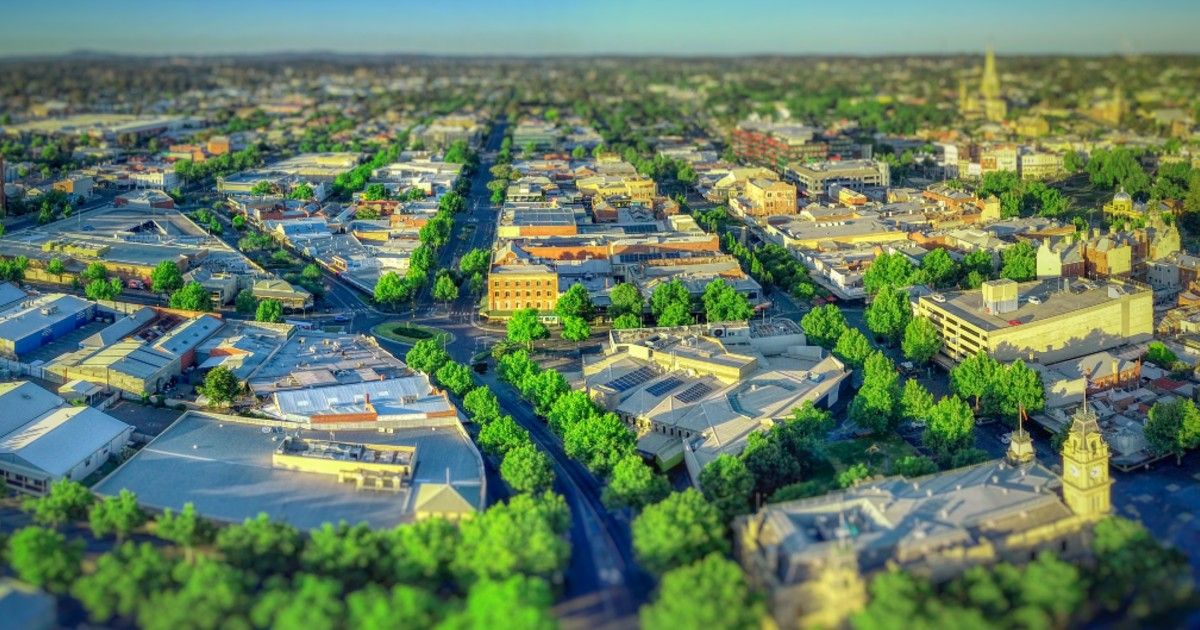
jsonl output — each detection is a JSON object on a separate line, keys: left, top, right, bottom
{"left": 0, "top": 294, "right": 96, "bottom": 358}
{"left": 0, "top": 381, "right": 133, "bottom": 495}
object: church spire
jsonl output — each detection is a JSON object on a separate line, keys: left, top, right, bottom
{"left": 980, "top": 46, "right": 1001, "bottom": 100}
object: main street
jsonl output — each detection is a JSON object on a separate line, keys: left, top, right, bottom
{"left": 320, "top": 116, "right": 645, "bottom": 626}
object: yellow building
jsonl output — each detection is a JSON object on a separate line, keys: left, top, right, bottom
{"left": 1015, "top": 116, "right": 1050, "bottom": 138}
{"left": 488, "top": 264, "right": 559, "bottom": 313}
{"left": 272, "top": 437, "right": 415, "bottom": 493}
{"left": 736, "top": 403, "right": 1111, "bottom": 628}
{"left": 1061, "top": 406, "right": 1112, "bottom": 518}
{"left": 576, "top": 175, "right": 657, "bottom": 204}
{"left": 1018, "top": 150, "right": 1065, "bottom": 180}
{"left": 742, "top": 178, "right": 797, "bottom": 217}
{"left": 915, "top": 277, "right": 1153, "bottom": 364}
{"left": 1102, "top": 189, "right": 1136, "bottom": 220}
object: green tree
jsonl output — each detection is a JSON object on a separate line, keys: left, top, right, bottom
{"left": 1145, "top": 398, "right": 1200, "bottom": 464}
{"left": 72, "top": 542, "right": 173, "bottom": 623}
{"left": 563, "top": 411, "right": 636, "bottom": 476}
{"left": 609, "top": 282, "right": 644, "bottom": 319}
{"left": 452, "top": 492, "right": 570, "bottom": 584}
{"left": 894, "top": 455, "right": 939, "bottom": 477}
{"left": 250, "top": 180, "right": 275, "bottom": 196}
{"left": 641, "top": 554, "right": 765, "bottom": 630}
{"left": 837, "top": 462, "right": 872, "bottom": 488}
{"left": 656, "top": 301, "right": 694, "bottom": 327}
{"left": 951, "top": 351, "right": 1000, "bottom": 410}
{"left": 435, "top": 361, "right": 475, "bottom": 396}
{"left": 555, "top": 283, "right": 594, "bottom": 320}
{"left": 961, "top": 249, "right": 995, "bottom": 283}
{"left": 385, "top": 517, "right": 459, "bottom": 588}
{"left": 1145, "top": 341, "right": 1178, "bottom": 369}
{"left": 790, "top": 401, "right": 834, "bottom": 439}
{"left": 1091, "top": 516, "right": 1193, "bottom": 618}
{"left": 500, "top": 443, "right": 556, "bottom": 494}
{"left": 138, "top": 559, "right": 252, "bottom": 630}
{"left": 154, "top": 502, "right": 214, "bottom": 564}
{"left": 150, "top": 260, "right": 184, "bottom": 294}
{"left": 374, "top": 271, "right": 412, "bottom": 307}
{"left": 46, "top": 257, "right": 67, "bottom": 278}
{"left": 920, "top": 248, "right": 959, "bottom": 288}
{"left": 255, "top": 299, "right": 284, "bottom": 323}
{"left": 346, "top": 584, "right": 444, "bottom": 629}
{"left": 923, "top": 395, "right": 976, "bottom": 463}
{"left": 613, "top": 312, "right": 642, "bottom": 329}
{"left": 433, "top": 274, "right": 459, "bottom": 303}
{"left": 901, "top": 316, "right": 942, "bottom": 365}
{"left": 478, "top": 415, "right": 531, "bottom": 457}
{"left": 300, "top": 522, "right": 385, "bottom": 590}
{"left": 507, "top": 308, "right": 549, "bottom": 347}
{"left": 215, "top": 513, "right": 303, "bottom": 579}
{"left": 632, "top": 489, "right": 728, "bottom": 575}
{"left": 234, "top": 289, "right": 257, "bottom": 315}
{"left": 82, "top": 261, "right": 109, "bottom": 282}
{"left": 363, "top": 183, "right": 388, "bottom": 201}
{"left": 169, "top": 281, "right": 214, "bottom": 312}
{"left": 1000, "top": 242, "right": 1036, "bottom": 282}
{"left": 85, "top": 277, "right": 123, "bottom": 301}
{"left": 459, "top": 248, "right": 490, "bottom": 277}
{"left": 702, "top": 278, "right": 753, "bottom": 322}
{"left": 900, "top": 378, "right": 935, "bottom": 424}
{"left": 405, "top": 338, "right": 450, "bottom": 375}
{"left": 199, "top": 365, "right": 243, "bottom": 407}
{"left": 440, "top": 576, "right": 556, "bottom": 630}
{"left": 5, "top": 526, "right": 83, "bottom": 593}
{"left": 994, "top": 359, "right": 1045, "bottom": 423}
{"left": 23, "top": 479, "right": 94, "bottom": 526}
{"left": 850, "top": 351, "right": 901, "bottom": 434}
{"left": 463, "top": 386, "right": 503, "bottom": 424}
{"left": 602, "top": 454, "right": 670, "bottom": 511}
{"left": 863, "top": 251, "right": 915, "bottom": 294}
{"left": 650, "top": 279, "right": 691, "bottom": 318}
{"left": 561, "top": 315, "right": 590, "bottom": 342}
{"left": 866, "top": 285, "right": 911, "bottom": 342}
{"left": 88, "top": 489, "right": 147, "bottom": 541}
{"left": 801, "top": 304, "right": 848, "bottom": 348}
{"left": 251, "top": 574, "right": 343, "bottom": 629}
{"left": 833, "top": 327, "right": 873, "bottom": 368}
{"left": 699, "top": 454, "right": 754, "bottom": 522}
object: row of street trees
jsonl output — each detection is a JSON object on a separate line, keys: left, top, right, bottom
{"left": 8, "top": 477, "right": 570, "bottom": 629}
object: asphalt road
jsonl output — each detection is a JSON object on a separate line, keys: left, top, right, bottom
{"left": 321, "top": 117, "right": 645, "bottom": 626}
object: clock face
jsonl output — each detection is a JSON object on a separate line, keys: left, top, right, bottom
{"left": 1090, "top": 466, "right": 1102, "bottom": 479}
{"left": 1069, "top": 464, "right": 1080, "bottom": 477}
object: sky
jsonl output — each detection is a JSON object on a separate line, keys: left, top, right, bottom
{"left": 2, "top": 0, "right": 1199, "bottom": 57}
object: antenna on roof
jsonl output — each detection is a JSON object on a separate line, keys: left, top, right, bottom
{"left": 445, "top": 467, "right": 451, "bottom": 485}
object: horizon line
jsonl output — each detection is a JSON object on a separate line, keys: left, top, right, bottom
{"left": 3, "top": 48, "right": 1199, "bottom": 61}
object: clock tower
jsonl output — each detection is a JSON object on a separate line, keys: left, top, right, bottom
{"left": 1060, "top": 403, "right": 1112, "bottom": 518}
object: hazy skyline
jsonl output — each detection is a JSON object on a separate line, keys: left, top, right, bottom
{"left": 3, "top": 0, "right": 1199, "bottom": 57}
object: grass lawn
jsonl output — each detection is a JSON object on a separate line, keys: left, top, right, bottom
{"left": 372, "top": 321, "right": 452, "bottom": 346}
{"left": 820, "top": 435, "right": 920, "bottom": 477}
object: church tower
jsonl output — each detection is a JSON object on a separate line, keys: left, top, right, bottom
{"left": 1061, "top": 403, "right": 1112, "bottom": 519}
{"left": 980, "top": 46, "right": 1001, "bottom": 101}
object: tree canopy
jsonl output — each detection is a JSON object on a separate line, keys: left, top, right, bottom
{"left": 632, "top": 489, "right": 728, "bottom": 575}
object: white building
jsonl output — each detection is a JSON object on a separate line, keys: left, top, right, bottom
{"left": 0, "top": 381, "right": 133, "bottom": 495}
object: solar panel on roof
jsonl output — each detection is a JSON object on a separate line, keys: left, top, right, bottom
{"left": 675, "top": 382, "right": 713, "bottom": 403}
{"left": 605, "top": 366, "right": 656, "bottom": 392}
{"left": 646, "top": 376, "right": 685, "bottom": 397}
